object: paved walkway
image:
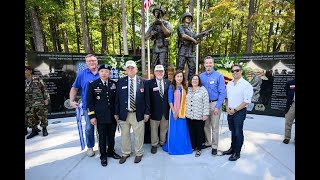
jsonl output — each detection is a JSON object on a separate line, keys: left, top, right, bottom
{"left": 25, "top": 113, "right": 295, "bottom": 180}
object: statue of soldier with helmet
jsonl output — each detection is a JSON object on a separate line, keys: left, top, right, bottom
{"left": 177, "top": 12, "right": 212, "bottom": 81}
{"left": 145, "top": 5, "right": 172, "bottom": 79}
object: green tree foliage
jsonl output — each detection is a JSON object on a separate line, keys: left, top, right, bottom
{"left": 25, "top": 0, "right": 294, "bottom": 65}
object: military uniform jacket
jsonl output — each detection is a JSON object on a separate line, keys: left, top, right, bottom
{"left": 87, "top": 79, "right": 117, "bottom": 124}
{"left": 25, "top": 76, "right": 50, "bottom": 107}
{"left": 148, "top": 78, "right": 170, "bottom": 120}
{"left": 146, "top": 20, "right": 172, "bottom": 53}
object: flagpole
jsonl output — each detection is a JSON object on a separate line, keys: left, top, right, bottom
{"left": 196, "top": 0, "right": 200, "bottom": 74}
{"left": 147, "top": 9, "right": 150, "bottom": 79}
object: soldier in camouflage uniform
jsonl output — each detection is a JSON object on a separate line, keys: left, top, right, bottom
{"left": 25, "top": 66, "right": 50, "bottom": 139}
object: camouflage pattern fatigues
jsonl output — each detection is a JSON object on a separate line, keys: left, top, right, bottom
{"left": 25, "top": 76, "right": 50, "bottom": 129}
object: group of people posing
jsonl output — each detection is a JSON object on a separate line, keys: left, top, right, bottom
{"left": 69, "top": 53, "right": 254, "bottom": 167}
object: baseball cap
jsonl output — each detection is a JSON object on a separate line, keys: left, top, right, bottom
{"left": 125, "top": 60, "right": 137, "bottom": 68}
{"left": 154, "top": 65, "right": 164, "bottom": 71}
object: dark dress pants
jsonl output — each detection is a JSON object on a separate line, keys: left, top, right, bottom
{"left": 97, "top": 122, "right": 116, "bottom": 160}
{"left": 187, "top": 118, "right": 205, "bottom": 150}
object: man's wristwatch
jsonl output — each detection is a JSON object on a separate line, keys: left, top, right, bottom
{"left": 234, "top": 108, "right": 238, "bottom": 112}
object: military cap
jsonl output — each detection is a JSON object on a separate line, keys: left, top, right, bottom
{"left": 25, "top": 66, "right": 32, "bottom": 73}
{"left": 98, "top": 64, "right": 111, "bottom": 71}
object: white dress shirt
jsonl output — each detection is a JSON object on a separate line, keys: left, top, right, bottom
{"left": 226, "top": 77, "right": 253, "bottom": 109}
{"left": 127, "top": 75, "right": 137, "bottom": 111}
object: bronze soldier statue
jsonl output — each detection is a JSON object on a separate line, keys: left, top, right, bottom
{"left": 145, "top": 5, "right": 172, "bottom": 79}
{"left": 25, "top": 66, "right": 50, "bottom": 139}
{"left": 177, "top": 12, "right": 213, "bottom": 81}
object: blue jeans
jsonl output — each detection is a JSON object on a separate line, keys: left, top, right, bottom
{"left": 227, "top": 108, "right": 247, "bottom": 153}
{"left": 83, "top": 109, "right": 95, "bottom": 148}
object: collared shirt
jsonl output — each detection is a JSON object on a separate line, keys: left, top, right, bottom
{"left": 100, "top": 79, "right": 108, "bottom": 86}
{"left": 226, "top": 77, "right": 253, "bottom": 109}
{"left": 72, "top": 68, "right": 100, "bottom": 109}
{"left": 156, "top": 78, "right": 164, "bottom": 93}
{"left": 127, "top": 75, "right": 137, "bottom": 111}
{"left": 199, "top": 70, "right": 226, "bottom": 109}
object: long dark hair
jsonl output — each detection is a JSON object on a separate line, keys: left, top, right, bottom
{"left": 172, "top": 70, "right": 187, "bottom": 91}
{"left": 188, "top": 74, "right": 202, "bottom": 87}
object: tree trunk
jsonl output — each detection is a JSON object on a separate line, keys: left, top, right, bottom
{"left": 245, "top": 0, "right": 255, "bottom": 53}
{"left": 100, "top": 0, "right": 108, "bottom": 54}
{"left": 79, "top": 0, "right": 91, "bottom": 53}
{"left": 29, "top": 6, "right": 45, "bottom": 52}
{"left": 237, "top": 17, "right": 243, "bottom": 53}
{"left": 48, "top": 17, "right": 58, "bottom": 52}
{"left": 230, "top": 19, "right": 235, "bottom": 53}
{"left": 62, "top": 29, "right": 70, "bottom": 53}
{"left": 118, "top": 22, "right": 122, "bottom": 55}
{"left": 189, "top": 0, "right": 194, "bottom": 27}
{"left": 273, "top": 10, "right": 282, "bottom": 52}
{"left": 266, "top": 7, "right": 275, "bottom": 52}
{"left": 56, "top": 28, "right": 63, "bottom": 52}
{"left": 121, "top": 0, "right": 129, "bottom": 55}
{"left": 72, "top": 0, "right": 81, "bottom": 53}
{"left": 141, "top": 0, "right": 146, "bottom": 74}
{"left": 131, "top": 0, "right": 136, "bottom": 55}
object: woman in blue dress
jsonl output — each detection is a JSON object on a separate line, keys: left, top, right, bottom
{"left": 163, "top": 70, "right": 192, "bottom": 155}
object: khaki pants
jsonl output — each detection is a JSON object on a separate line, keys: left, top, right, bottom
{"left": 150, "top": 116, "right": 168, "bottom": 147}
{"left": 204, "top": 101, "right": 221, "bottom": 149}
{"left": 284, "top": 102, "right": 295, "bottom": 140}
{"left": 119, "top": 112, "right": 145, "bottom": 156}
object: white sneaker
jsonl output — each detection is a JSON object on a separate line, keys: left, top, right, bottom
{"left": 87, "top": 148, "right": 95, "bottom": 157}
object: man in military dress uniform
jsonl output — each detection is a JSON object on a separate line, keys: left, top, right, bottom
{"left": 86, "top": 64, "right": 121, "bottom": 167}
{"left": 145, "top": 5, "right": 172, "bottom": 79}
{"left": 25, "top": 66, "right": 50, "bottom": 139}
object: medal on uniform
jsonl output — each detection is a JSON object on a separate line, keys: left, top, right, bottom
{"left": 97, "top": 96, "right": 100, "bottom": 100}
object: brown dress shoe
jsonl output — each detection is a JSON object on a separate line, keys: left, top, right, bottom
{"left": 119, "top": 155, "right": 130, "bottom": 164}
{"left": 134, "top": 155, "right": 143, "bottom": 163}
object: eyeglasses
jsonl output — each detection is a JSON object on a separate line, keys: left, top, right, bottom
{"left": 231, "top": 69, "right": 241, "bottom": 73}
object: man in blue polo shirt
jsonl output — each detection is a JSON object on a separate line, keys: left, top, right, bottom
{"left": 199, "top": 56, "right": 226, "bottom": 155}
{"left": 69, "top": 54, "right": 100, "bottom": 157}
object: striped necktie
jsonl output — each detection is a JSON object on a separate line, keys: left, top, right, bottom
{"left": 130, "top": 78, "right": 136, "bottom": 111}
{"left": 159, "top": 79, "right": 163, "bottom": 98}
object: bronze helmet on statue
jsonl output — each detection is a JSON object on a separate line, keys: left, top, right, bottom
{"left": 152, "top": 5, "right": 164, "bottom": 17}
{"left": 181, "top": 12, "right": 193, "bottom": 23}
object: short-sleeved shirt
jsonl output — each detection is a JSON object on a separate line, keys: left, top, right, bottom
{"left": 72, "top": 68, "right": 100, "bottom": 109}
{"left": 226, "top": 77, "right": 253, "bottom": 109}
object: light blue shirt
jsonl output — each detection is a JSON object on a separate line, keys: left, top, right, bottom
{"left": 199, "top": 70, "right": 226, "bottom": 109}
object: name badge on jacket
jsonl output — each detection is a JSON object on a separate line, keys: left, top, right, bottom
{"left": 153, "top": 87, "right": 159, "bottom": 91}
{"left": 210, "top": 80, "right": 214, "bottom": 84}
{"left": 122, "top": 86, "right": 127, "bottom": 89}
{"left": 140, "top": 88, "right": 144, "bottom": 93}
{"left": 289, "top": 85, "right": 295, "bottom": 90}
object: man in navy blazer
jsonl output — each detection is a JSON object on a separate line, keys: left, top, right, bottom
{"left": 114, "top": 60, "right": 150, "bottom": 164}
{"left": 147, "top": 65, "right": 170, "bottom": 154}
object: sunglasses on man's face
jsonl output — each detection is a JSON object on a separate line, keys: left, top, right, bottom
{"left": 231, "top": 69, "right": 241, "bottom": 73}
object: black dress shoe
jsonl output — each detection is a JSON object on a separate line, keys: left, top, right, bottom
{"left": 283, "top": 139, "right": 289, "bottom": 144}
{"left": 151, "top": 146, "right": 157, "bottom": 154}
{"left": 108, "top": 152, "right": 121, "bottom": 159}
{"left": 119, "top": 155, "right": 130, "bottom": 164}
{"left": 101, "top": 159, "right": 108, "bottom": 167}
{"left": 229, "top": 152, "right": 240, "bottom": 161}
{"left": 211, "top": 148, "right": 217, "bottom": 155}
{"left": 223, "top": 147, "right": 234, "bottom": 155}
{"left": 134, "top": 155, "right": 143, "bottom": 163}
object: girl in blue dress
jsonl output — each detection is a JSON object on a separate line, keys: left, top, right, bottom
{"left": 163, "top": 70, "right": 192, "bottom": 155}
